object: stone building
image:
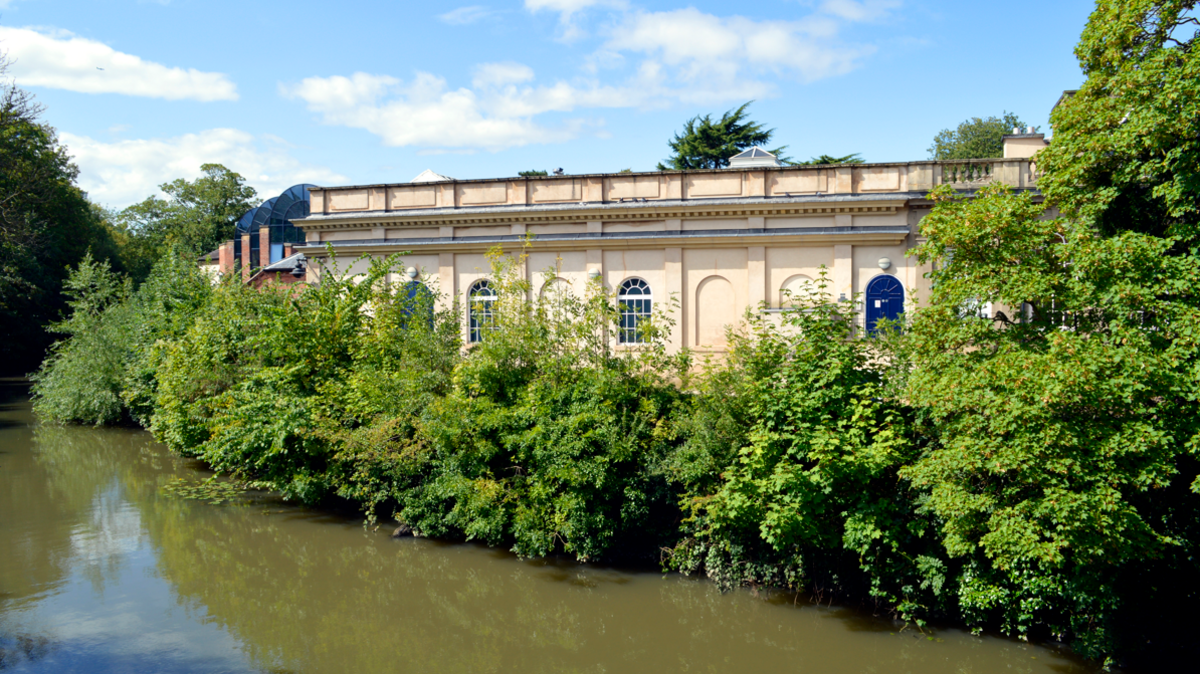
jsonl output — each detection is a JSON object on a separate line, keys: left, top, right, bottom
{"left": 219, "top": 134, "right": 1047, "bottom": 352}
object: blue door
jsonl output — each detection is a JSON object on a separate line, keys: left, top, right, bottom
{"left": 865, "top": 275, "right": 904, "bottom": 334}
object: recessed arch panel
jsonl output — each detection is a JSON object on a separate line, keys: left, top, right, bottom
{"left": 539, "top": 277, "right": 572, "bottom": 299}
{"left": 779, "top": 273, "right": 814, "bottom": 307}
{"left": 695, "top": 275, "right": 735, "bottom": 347}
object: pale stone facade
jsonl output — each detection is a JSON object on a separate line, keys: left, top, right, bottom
{"left": 292, "top": 145, "right": 1043, "bottom": 352}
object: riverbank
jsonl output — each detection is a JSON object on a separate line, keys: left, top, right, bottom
{"left": 28, "top": 226, "right": 1200, "bottom": 666}
{"left": 1, "top": 387, "right": 1109, "bottom": 674}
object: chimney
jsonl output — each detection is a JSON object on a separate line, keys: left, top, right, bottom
{"left": 1001, "top": 129, "right": 1048, "bottom": 159}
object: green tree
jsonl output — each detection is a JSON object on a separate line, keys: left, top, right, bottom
{"left": 1, "top": 55, "right": 123, "bottom": 373}
{"left": 517, "top": 170, "right": 548, "bottom": 177}
{"left": 657, "top": 102, "right": 789, "bottom": 170}
{"left": 903, "top": 182, "right": 1200, "bottom": 661}
{"left": 796, "top": 153, "right": 864, "bottom": 165}
{"left": 1037, "top": 0, "right": 1200, "bottom": 241}
{"left": 30, "top": 254, "right": 134, "bottom": 425}
{"left": 115, "top": 163, "right": 257, "bottom": 281}
{"left": 1015, "top": 3, "right": 1200, "bottom": 660}
{"left": 31, "top": 247, "right": 215, "bottom": 426}
{"left": 927, "top": 112, "right": 1027, "bottom": 160}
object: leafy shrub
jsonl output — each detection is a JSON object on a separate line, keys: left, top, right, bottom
{"left": 665, "top": 272, "right": 940, "bottom": 620}
{"left": 31, "top": 249, "right": 214, "bottom": 426}
{"left": 152, "top": 253, "right": 461, "bottom": 507}
{"left": 31, "top": 254, "right": 134, "bottom": 425}
{"left": 327, "top": 246, "right": 687, "bottom": 560}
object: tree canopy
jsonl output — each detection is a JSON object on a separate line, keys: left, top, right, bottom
{"left": 114, "top": 164, "right": 257, "bottom": 281}
{"left": 927, "top": 112, "right": 1027, "bottom": 160}
{"left": 657, "top": 102, "right": 789, "bottom": 170}
{"left": 1037, "top": 0, "right": 1200, "bottom": 241}
{"left": 796, "top": 153, "right": 864, "bottom": 165}
{"left": 1, "top": 55, "right": 123, "bottom": 373}
{"left": 905, "top": 1, "right": 1200, "bottom": 662}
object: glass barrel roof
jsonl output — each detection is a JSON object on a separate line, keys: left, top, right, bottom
{"left": 233, "top": 184, "right": 316, "bottom": 266}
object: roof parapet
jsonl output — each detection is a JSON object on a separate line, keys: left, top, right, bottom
{"left": 303, "top": 158, "right": 1040, "bottom": 221}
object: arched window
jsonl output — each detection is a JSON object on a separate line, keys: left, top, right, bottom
{"left": 402, "top": 282, "right": 434, "bottom": 329}
{"left": 469, "top": 280, "right": 496, "bottom": 343}
{"left": 618, "top": 278, "right": 652, "bottom": 344}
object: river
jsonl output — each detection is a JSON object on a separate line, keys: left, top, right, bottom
{"left": 0, "top": 380, "right": 1098, "bottom": 673}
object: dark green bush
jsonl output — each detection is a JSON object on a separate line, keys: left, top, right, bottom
{"left": 664, "top": 273, "right": 941, "bottom": 622}
{"left": 31, "top": 210, "right": 1200, "bottom": 663}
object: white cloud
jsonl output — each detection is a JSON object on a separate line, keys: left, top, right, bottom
{"left": 60, "top": 129, "right": 347, "bottom": 208}
{"left": 472, "top": 62, "right": 535, "bottom": 88}
{"left": 524, "top": 0, "right": 624, "bottom": 16}
{"left": 283, "top": 71, "right": 595, "bottom": 152}
{"left": 285, "top": 4, "right": 898, "bottom": 151}
{"left": 0, "top": 26, "right": 237, "bottom": 101}
{"left": 602, "top": 8, "right": 874, "bottom": 86}
{"left": 283, "top": 63, "right": 767, "bottom": 152}
{"left": 438, "top": 5, "right": 496, "bottom": 25}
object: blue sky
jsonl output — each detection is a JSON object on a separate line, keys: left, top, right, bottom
{"left": 0, "top": 0, "right": 1095, "bottom": 209}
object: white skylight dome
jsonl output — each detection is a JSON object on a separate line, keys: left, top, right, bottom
{"left": 728, "top": 147, "right": 782, "bottom": 168}
{"left": 411, "top": 169, "right": 454, "bottom": 183}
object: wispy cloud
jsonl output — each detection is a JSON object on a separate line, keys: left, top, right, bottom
{"left": 471, "top": 62, "right": 535, "bottom": 88}
{"left": 600, "top": 7, "right": 876, "bottom": 88}
{"left": 524, "top": 0, "right": 628, "bottom": 41}
{"left": 0, "top": 26, "right": 237, "bottom": 101}
{"left": 60, "top": 129, "right": 346, "bottom": 208}
{"left": 438, "top": 5, "right": 497, "bottom": 25}
{"left": 818, "top": 0, "right": 902, "bottom": 22}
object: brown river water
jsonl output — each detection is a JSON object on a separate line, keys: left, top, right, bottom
{"left": 0, "top": 379, "right": 1100, "bottom": 673}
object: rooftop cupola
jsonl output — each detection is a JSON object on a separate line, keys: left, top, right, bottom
{"left": 1001, "top": 127, "right": 1048, "bottom": 159}
{"left": 728, "top": 146, "right": 782, "bottom": 168}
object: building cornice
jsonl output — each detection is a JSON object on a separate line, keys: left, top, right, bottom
{"left": 295, "top": 194, "right": 917, "bottom": 231}
{"left": 299, "top": 226, "right": 912, "bottom": 256}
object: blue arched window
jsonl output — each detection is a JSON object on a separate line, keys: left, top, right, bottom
{"left": 618, "top": 278, "right": 652, "bottom": 344}
{"left": 402, "top": 282, "right": 434, "bottom": 329}
{"left": 469, "top": 280, "right": 496, "bottom": 343}
{"left": 865, "top": 275, "right": 904, "bottom": 334}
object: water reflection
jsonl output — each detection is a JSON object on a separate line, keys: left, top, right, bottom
{"left": 0, "top": 381, "right": 1099, "bottom": 673}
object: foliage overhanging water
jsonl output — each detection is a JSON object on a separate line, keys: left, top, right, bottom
{"left": 0, "top": 380, "right": 1099, "bottom": 673}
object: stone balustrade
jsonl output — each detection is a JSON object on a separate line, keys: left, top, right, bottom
{"left": 307, "top": 159, "right": 1037, "bottom": 217}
